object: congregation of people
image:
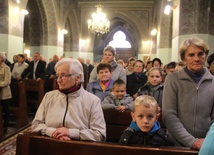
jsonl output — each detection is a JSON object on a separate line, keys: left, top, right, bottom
{"left": 1, "top": 37, "right": 214, "bottom": 153}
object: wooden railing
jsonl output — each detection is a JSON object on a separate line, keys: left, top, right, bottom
{"left": 16, "top": 132, "right": 198, "bottom": 155}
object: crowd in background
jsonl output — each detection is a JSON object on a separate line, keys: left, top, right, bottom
{"left": 1, "top": 37, "right": 214, "bottom": 153}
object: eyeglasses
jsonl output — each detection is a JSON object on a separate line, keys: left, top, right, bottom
{"left": 55, "top": 74, "right": 75, "bottom": 79}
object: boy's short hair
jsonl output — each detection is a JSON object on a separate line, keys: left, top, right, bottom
{"left": 133, "top": 95, "right": 158, "bottom": 113}
{"left": 113, "top": 79, "right": 125, "bottom": 86}
{"left": 97, "top": 62, "right": 112, "bottom": 73}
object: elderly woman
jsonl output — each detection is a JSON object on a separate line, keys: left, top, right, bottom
{"left": 0, "top": 52, "right": 12, "bottom": 133}
{"left": 31, "top": 58, "right": 106, "bottom": 142}
{"left": 162, "top": 37, "right": 214, "bottom": 150}
{"left": 87, "top": 62, "right": 114, "bottom": 101}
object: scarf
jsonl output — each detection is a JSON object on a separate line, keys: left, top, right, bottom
{"left": 184, "top": 67, "right": 205, "bottom": 84}
{"left": 58, "top": 85, "right": 81, "bottom": 94}
{"left": 100, "top": 80, "right": 110, "bottom": 91}
{"left": 110, "top": 60, "right": 118, "bottom": 72}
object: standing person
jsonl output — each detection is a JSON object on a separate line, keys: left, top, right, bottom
{"left": 102, "top": 79, "right": 133, "bottom": 112}
{"left": 11, "top": 54, "right": 29, "bottom": 80}
{"left": 46, "top": 54, "right": 59, "bottom": 78}
{"left": 119, "top": 95, "right": 172, "bottom": 146}
{"left": 87, "top": 62, "right": 114, "bottom": 101}
{"left": 11, "top": 54, "right": 18, "bottom": 71}
{"left": 162, "top": 37, "right": 214, "bottom": 150}
{"left": 125, "top": 57, "right": 136, "bottom": 75}
{"left": 89, "top": 45, "right": 126, "bottom": 84}
{"left": 86, "top": 59, "right": 94, "bottom": 83}
{"left": 31, "top": 58, "right": 106, "bottom": 141}
{"left": 0, "top": 52, "right": 12, "bottom": 133}
{"left": 21, "top": 52, "right": 46, "bottom": 81}
{"left": 126, "top": 60, "right": 147, "bottom": 98}
{"left": 137, "top": 67, "right": 163, "bottom": 109}
{"left": 207, "top": 53, "right": 214, "bottom": 75}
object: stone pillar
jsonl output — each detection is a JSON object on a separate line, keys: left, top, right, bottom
{"left": 156, "top": 0, "right": 173, "bottom": 65}
{"left": 0, "top": 1, "right": 27, "bottom": 61}
{"left": 172, "top": 0, "right": 213, "bottom": 62}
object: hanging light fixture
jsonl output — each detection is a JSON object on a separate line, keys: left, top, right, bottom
{"left": 88, "top": 4, "right": 110, "bottom": 34}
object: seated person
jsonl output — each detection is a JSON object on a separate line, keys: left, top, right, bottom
{"left": 137, "top": 67, "right": 163, "bottom": 109}
{"left": 119, "top": 95, "right": 172, "bottom": 146}
{"left": 31, "top": 58, "right": 106, "bottom": 142}
{"left": 87, "top": 62, "right": 114, "bottom": 101}
{"left": 102, "top": 79, "right": 133, "bottom": 112}
{"left": 199, "top": 123, "right": 214, "bottom": 155}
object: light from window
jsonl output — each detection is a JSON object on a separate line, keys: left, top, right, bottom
{"left": 109, "top": 30, "right": 131, "bottom": 48}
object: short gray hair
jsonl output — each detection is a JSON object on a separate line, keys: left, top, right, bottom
{"left": 55, "top": 58, "right": 84, "bottom": 82}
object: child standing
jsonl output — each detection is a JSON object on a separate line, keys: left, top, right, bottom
{"left": 119, "top": 95, "right": 172, "bottom": 146}
{"left": 102, "top": 79, "right": 133, "bottom": 112}
{"left": 137, "top": 67, "right": 163, "bottom": 109}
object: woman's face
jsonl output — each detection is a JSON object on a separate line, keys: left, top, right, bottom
{"left": 134, "top": 62, "right": 143, "bottom": 73}
{"left": 148, "top": 70, "right": 162, "bottom": 86}
{"left": 98, "top": 68, "right": 112, "bottom": 82}
{"left": 56, "top": 64, "right": 79, "bottom": 90}
{"left": 184, "top": 45, "right": 206, "bottom": 73}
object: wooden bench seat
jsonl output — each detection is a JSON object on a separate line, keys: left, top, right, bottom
{"left": 10, "top": 81, "right": 28, "bottom": 129}
{"left": 23, "top": 79, "right": 44, "bottom": 108}
{"left": 16, "top": 132, "right": 199, "bottom": 155}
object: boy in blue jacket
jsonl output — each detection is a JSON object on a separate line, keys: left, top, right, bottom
{"left": 119, "top": 95, "right": 172, "bottom": 146}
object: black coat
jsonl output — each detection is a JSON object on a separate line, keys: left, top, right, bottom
{"left": 119, "top": 127, "right": 173, "bottom": 146}
{"left": 126, "top": 73, "right": 147, "bottom": 97}
{"left": 21, "top": 60, "right": 46, "bottom": 80}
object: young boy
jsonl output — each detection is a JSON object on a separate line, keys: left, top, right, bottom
{"left": 101, "top": 79, "right": 133, "bottom": 112}
{"left": 119, "top": 95, "right": 172, "bottom": 146}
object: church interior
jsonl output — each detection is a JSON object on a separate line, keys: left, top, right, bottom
{"left": 0, "top": 0, "right": 213, "bottom": 154}
{"left": 1, "top": 0, "right": 213, "bottom": 65}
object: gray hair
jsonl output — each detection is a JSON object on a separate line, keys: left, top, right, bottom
{"left": 0, "top": 52, "right": 6, "bottom": 62}
{"left": 179, "top": 37, "right": 209, "bottom": 61}
{"left": 55, "top": 58, "right": 84, "bottom": 82}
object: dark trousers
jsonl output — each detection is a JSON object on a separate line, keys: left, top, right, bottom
{"left": 1, "top": 99, "right": 10, "bottom": 130}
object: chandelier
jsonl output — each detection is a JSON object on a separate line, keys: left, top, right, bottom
{"left": 88, "top": 4, "right": 110, "bottom": 34}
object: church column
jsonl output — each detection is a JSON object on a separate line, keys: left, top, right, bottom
{"left": 172, "top": 0, "right": 213, "bottom": 62}
{"left": 156, "top": 0, "right": 173, "bottom": 65}
{"left": 0, "top": 0, "right": 27, "bottom": 62}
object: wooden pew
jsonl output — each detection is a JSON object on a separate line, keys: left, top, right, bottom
{"left": 44, "top": 77, "right": 57, "bottom": 93}
{"left": 23, "top": 79, "right": 44, "bottom": 108}
{"left": 103, "top": 109, "right": 132, "bottom": 142}
{"left": 103, "top": 109, "right": 166, "bottom": 142}
{"left": 10, "top": 81, "right": 28, "bottom": 129}
{"left": 16, "top": 132, "right": 199, "bottom": 155}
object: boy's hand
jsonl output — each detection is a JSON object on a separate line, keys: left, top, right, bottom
{"left": 117, "top": 105, "right": 126, "bottom": 112}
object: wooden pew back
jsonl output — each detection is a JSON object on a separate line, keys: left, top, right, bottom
{"left": 10, "top": 81, "right": 28, "bottom": 129}
{"left": 16, "top": 133, "right": 199, "bottom": 155}
{"left": 103, "top": 109, "right": 166, "bottom": 142}
{"left": 103, "top": 109, "right": 132, "bottom": 142}
{"left": 23, "top": 79, "right": 44, "bottom": 108}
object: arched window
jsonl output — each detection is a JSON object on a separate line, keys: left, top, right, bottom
{"left": 109, "top": 30, "right": 131, "bottom": 48}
